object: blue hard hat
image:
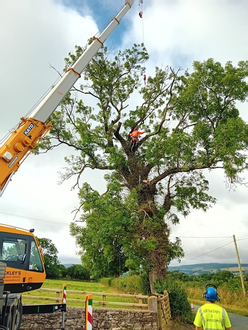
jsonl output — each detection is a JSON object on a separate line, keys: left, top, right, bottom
{"left": 205, "top": 287, "right": 218, "bottom": 302}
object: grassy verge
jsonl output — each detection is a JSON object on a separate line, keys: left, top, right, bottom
{"left": 188, "top": 298, "right": 248, "bottom": 317}
{"left": 186, "top": 286, "right": 248, "bottom": 317}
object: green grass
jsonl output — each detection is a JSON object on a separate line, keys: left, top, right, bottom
{"left": 22, "top": 279, "right": 145, "bottom": 309}
{"left": 42, "top": 279, "right": 113, "bottom": 292}
{"left": 187, "top": 287, "right": 248, "bottom": 317}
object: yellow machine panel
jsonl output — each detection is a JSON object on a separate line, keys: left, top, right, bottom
{"left": 0, "top": 224, "right": 46, "bottom": 293}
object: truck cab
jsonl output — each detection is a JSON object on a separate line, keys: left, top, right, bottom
{"left": 0, "top": 224, "right": 46, "bottom": 293}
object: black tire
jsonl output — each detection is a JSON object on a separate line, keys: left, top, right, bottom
{"left": 6, "top": 313, "right": 12, "bottom": 330}
{"left": 12, "top": 301, "right": 22, "bottom": 330}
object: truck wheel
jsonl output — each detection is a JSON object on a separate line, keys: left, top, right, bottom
{"left": 6, "top": 313, "right": 12, "bottom": 330}
{"left": 12, "top": 302, "right": 22, "bottom": 330}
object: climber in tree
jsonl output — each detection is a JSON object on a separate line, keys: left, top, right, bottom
{"left": 129, "top": 127, "right": 146, "bottom": 152}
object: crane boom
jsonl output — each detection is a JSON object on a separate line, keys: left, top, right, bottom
{"left": 0, "top": 1, "right": 135, "bottom": 196}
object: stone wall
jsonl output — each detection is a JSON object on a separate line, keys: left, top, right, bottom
{"left": 20, "top": 306, "right": 158, "bottom": 330}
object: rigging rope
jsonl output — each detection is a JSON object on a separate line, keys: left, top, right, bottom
{"left": 138, "top": 0, "right": 146, "bottom": 84}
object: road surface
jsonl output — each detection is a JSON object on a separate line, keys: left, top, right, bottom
{"left": 228, "top": 312, "right": 248, "bottom": 330}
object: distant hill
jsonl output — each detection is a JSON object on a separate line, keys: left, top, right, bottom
{"left": 63, "top": 263, "right": 79, "bottom": 268}
{"left": 62, "top": 262, "right": 248, "bottom": 274}
{"left": 168, "top": 263, "right": 248, "bottom": 275}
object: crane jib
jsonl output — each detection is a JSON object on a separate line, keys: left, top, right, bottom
{"left": 0, "top": 0, "right": 135, "bottom": 196}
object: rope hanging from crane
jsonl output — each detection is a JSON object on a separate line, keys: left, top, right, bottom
{"left": 138, "top": 0, "right": 146, "bottom": 84}
{"left": 138, "top": 0, "right": 143, "bottom": 18}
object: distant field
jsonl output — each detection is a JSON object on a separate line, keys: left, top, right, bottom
{"left": 168, "top": 263, "right": 248, "bottom": 275}
{"left": 224, "top": 267, "right": 248, "bottom": 272}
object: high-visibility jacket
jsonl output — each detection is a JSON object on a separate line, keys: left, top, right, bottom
{"left": 130, "top": 130, "right": 145, "bottom": 141}
{"left": 194, "top": 303, "right": 232, "bottom": 329}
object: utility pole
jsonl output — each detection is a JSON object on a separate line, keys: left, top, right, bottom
{"left": 233, "top": 235, "right": 246, "bottom": 297}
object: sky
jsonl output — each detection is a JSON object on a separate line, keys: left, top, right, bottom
{"left": 0, "top": 0, "right": 248, "bottom": 268}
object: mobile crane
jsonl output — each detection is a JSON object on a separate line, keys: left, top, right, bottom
{"left": 0, "top": 224, "right": 47, "bottom": 330}
{"left": 0, "top": 0, "right": 135, "bottom": 197}
{"left": 0, "top": 1, "right": 135, "bottom": 328}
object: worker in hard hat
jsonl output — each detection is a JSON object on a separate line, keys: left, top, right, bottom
{"left": 129, "top": 127, "right": 146, "bottom": 152}
{"left": 194, "top": 285, "right": 232, "bottom": 330}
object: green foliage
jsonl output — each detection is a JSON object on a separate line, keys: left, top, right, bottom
{"left": 99, "top": 277, "right": 113, "bottom": 287}
{"left": 111, "top": 275, "right": 142, "bottom": 294}
{"left": 167, "top": 270, "right": 190, "bottom": 282}
{"left": 38, "top": 237, "right": 61, "bottom": 279}
{"left": 66, "top": 264, "right": 90, "bottom": 280}
{"left": 100, "top": 275, "right": 143, "bottom": 294}
{"left": 59, "top": 264, "right": 67, "bottom": 278}
{"left": 37, "top": 43, "right": 248, "bottom": 286}
{"left": 188, "top": 270, "right": 247, "bottom": 292}
{"left": 166, "top": 269, "right": 248, "bottom": 301}
{"left": 244, "top": 272, "right": 248, "bottom": 282}
{"left": 222, "top": 277, "right": 243, "bottom": 292}
{"left": 70, "top": 180, "right": 131, "bottom": 279}
{"left": 138, "top": 272, "right": 151, "bottom": 295}
{"left": 154, "top": 279, "right": 194, "bottom": 323}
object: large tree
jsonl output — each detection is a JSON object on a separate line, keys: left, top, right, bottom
{"left": 37, "top": 44, "right": 248, "bottom": 290}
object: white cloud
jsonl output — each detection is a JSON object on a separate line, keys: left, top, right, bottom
{"left": 170, "top": 173, "right": 248, "bottom": 265}
{"left": 125, "top": 0, "right": 248, "bottom": 69}
{"left": 0, "top": 0, "right": 99, "bottom": 264}
{"left": 0, "top": 0, "right": 97, "bottom": 133}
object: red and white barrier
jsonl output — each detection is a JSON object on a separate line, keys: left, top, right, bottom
{"left": 86, "top": 294, "right": 93, "bottom": 330}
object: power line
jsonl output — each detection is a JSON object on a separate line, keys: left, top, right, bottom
{"left": 174, "top": 237, "right": 235, "bottom": 266}
{"left": 171, "top": 236, "right": 232, "bottom": 239}
{"left": 184, "top": 240, "right": 233, "bottom": 262}
{"left": 0, "top": 211, "right": 69, "bottom": 226}
{"left": 173, "top": 236, "right": 248, "bottom": 266}
{"left": 236, "top": 237, "right": 248, "bottom": 242}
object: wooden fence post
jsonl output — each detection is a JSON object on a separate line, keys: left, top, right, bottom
{"left": 56, "top": 290, "right": 60, "bottom": 303}
{"left": 138, "top": 295, "right": 143, "bottom": 310}
{"left": 102, "top": 293, "right": 106, "bottom": 307}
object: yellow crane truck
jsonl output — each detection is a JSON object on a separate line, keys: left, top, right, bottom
{"left": 0, "top": 1, "right": 135, "bottom": 328}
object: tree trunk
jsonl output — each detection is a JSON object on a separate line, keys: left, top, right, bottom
{"left": 136, "top": 184, "right": 170, "bottom": 293}
{"left": 148, "top": 222, "right": 169, "bottom": 293}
